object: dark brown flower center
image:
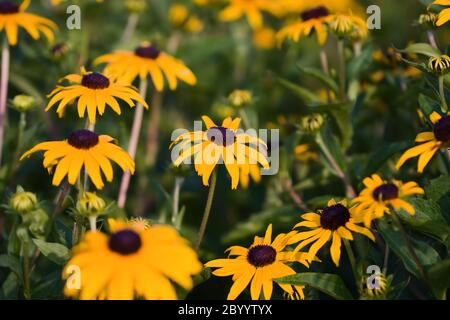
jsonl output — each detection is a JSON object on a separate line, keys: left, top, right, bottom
{"left": 67, "top": 130, "right": 99, "bottom": 149}
{"left": 372, "top": 183, "right": 399, "bottom": 201}
{"left": 206, "top": 126, "right": 236, "bottom": 146}
{"left": 247, "top": 245, "right": 276, "bottom": 267}
{"left": 135, "top": 44, "right": 161, "bottom": 59}
{"left": 433, "top": 115, "right": 450, "bottom": 142}
{"left": 108, "top": 230, "right": 142, "bottom": 255}
{"left": 0, "top": 1, "right": 19, "bottom": 14}
{"left": 320, "top": 204, "right": 350, "bottom": 230}
{"left": 81, "top": 72, "right": 110, "bottom": 89}
{"left": 301, "top": 6, "right": 329, "bottom": 21}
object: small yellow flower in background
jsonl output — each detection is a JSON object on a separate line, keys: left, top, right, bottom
{"left": 219, "top": 0, "right": 283, "bottom": 30}
{"left": 11, "top": 94, "right": 35, "bottom": 112}
{"left": 252, "top": 27, "right": 276, "bottom": 50}
{"left": 185, "top": 16, "right": 204, "bottom": 33}
{"left": 46, "top": 67, "right": 149, "bottom": 124}
{"left": 288, "top": 199, "right": 374, "bottom": 267}
{"left": 20, "top": 130, "right": 135, "bottom": 189}
{"left": 228, "top": 89, "right": 253, "bottom": 108}
{"left": 206, "top": 224, "right": 314, "bottom": 300}
{"left": 276, "top": 6, "right": 332, "bottom": 46}
{"left": 170, "top": 116, "right": 269, "bottom": 189}
{"left": 0, "top": 0, "right": 56, "bottom": 46}
{"left": 328, "top": 12, "right": 367, "bottom": 38}
{"left": 352, "top": 174, "right": 424, "bottom": 227}
{"left": 294, "top": 144, "right": 318, "bottom": 162}
{"left": 396, "top": 111, "right": 450, "bottom": 173}
{"left": 63, "top": 220, "right": 202, "bottom": 300}
{"left": 108, "top": 217, "right": 151, "bottom": 233}
{"left": 124, "top": 0, "right": 147, "bottom": 14}
{"left": 430, "top": 0, "right": 450, "bottom": 26}
{"left": 169, "top": 4, "right": 204, "bottom": 33}
{"left": 428, "top": 55, "right": 450, "bottom": 74}
{"left": 94, "top": 41, "right": 197, "bottom": 91}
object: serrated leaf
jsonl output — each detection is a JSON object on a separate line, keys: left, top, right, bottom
{"left": 32, "top": 239, "right": 70, "bottom": 266}
{"left": 377, "top": 220, "right": 441, "bottom": 280}
{"left": 426, "top": 259, "right": 450, "bottom": 300}
{"left": 401, "top": 43, "right": 441, "bottom": 58}
{"left": 276, "top": 273, "right": 353, "bottom": 300}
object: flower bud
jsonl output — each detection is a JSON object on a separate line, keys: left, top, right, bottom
{"left": 300, "top": 113, "right": 324, "bottom": 133}
{"left": 125, "top": 0, "right": 147, "bottom": 14}
{"left": 360, "top": 273, "right": 388, "bottom": 299}
{"left": 50, "top": 43, "right": 70, "bottom": 60}
{"left": 418, "top": 12, "right": 438, "bottom": 29}
{"left": 10, "top": 188, "right": 38, "bottom": 214}
{"left": 11, "top": 95, "right": 36, "bottom": 113}
{"left": 76, "top": 192, "right": 106, "bottom": 217}
{"left": 428, "top": 55, "right": 450, "bottom": 74}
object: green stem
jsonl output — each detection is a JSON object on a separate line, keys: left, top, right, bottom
{"left": 238, "top": 109, "right": 252, "bottom": 129}
{"left": 438, "top": 75, "right": 448, "bottom": 112}
{"left": 391, "top": 212, "right": 428, "bottom": 282}
{"left": 343, "top": 239, "right": 358, "bottom": 283}
{"left": 195, "top": 170, "right": 218, "bottom": 251}
{"left": 319, "top": 47, "right": 332, "bottom": 103}
{"left": 88, "top": 216, "right": 97, "bottom": 232}
{"left": 0, "top": 37, "right": 10, "bottom": 167}
{"left": 171, "top": 177, "right": 184, "bottom": 227}
{"left": 337, "top": 39, "right": 347, "bottom": 102}
{"left": 22, "top": 242, "right": 31, "bottom": 299}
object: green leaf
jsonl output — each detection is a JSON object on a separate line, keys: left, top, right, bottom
{"left": 400, "top": 43, "right": 441, "bottom": 58}
{"left": 362, "top": 140, "right": 412, "bottom": 177}
{"left": 347, "top": 45, "right": 374, "bottom": 80}
{"left": 426, "top": 259, "right": 450, "bottom": 300}
{"left": 397, "top": 198, "right": 450, "bottom": 244}
{"left": 418, "top": 94, "right": 441, "bottom": 123}
{"left": 377, "top": 220, "right": 441, "bottom": 280}
{"left": 32, "top": 239, "right": 70, "bottom": 266}
{"left": 277, "top": 78, "right": 320, "bottom": 105}
{"left": 425, "top": 175, "right": 450, "bottom": 219}
{"left": 276, "top": 273, "right": 353, "bottom": 300}
{"left": 0, "top": 255, "right": 23, "bottom": 281}
{"left": 296, "top": 65, "right": 339, "bottom": 94}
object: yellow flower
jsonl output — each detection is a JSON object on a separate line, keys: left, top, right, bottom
{"left": 288, "top": 199, "right": 374, "bottom": 267}
{"left": 239, "top": 163, "right": 261, "bottom": 189}
{"left": 20, "top": 130, "right": 135, "bottom": 189}
{"left": 46, "top": 67, "right": 149, "bottom": 124}
{"left": 228, "top": 89, "right": 253, "bottom": 107}
{"left": 430, "top": 0, "right": 450, "bottom": 26}
{"left": 205, "top": 224, "right": 313, "bottom": 300}
{"left": 396, "top": 112, "right": 450, "bottom": 173}
{"left": 277, "top": 6, "right": 332, "bottom": 46}
{"left": 94, "top": 41, "right": 197, "bottom": 91}
{"left": 328, "top": 12, "right": 367, "bottom": 37}
{"left": 280, "top": 0, "right": 362, "bottom": 16}
{"left": 170, "top": 116, "right": 269, "bottom": 189}
{"left": 352, "top": 174, "right": 424, "bottom": 227}
{"left": 219, "top": 0, "right": 282, "bottom": 29}
{"left": 108, "top": 217, "right": 151, "bottom": 233}
{"left": 252, "top": 26, "right": 276, "bottom": 50}
{"left": 169, "top": 4, "right": 189, "bottom": 26}
{"left": 63, "top": 222, "right": 202, "bottom": 300}
{"left": 0, "top": 0, "right": 56, "bottom": 46}
{"left": 294, "top": 144, "right": 318, "bottom": 162}
{"left": 185, "top": 16, "right": 204, "bottom": 33}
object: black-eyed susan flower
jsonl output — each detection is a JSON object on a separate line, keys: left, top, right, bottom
{"left": 20, "top": 130, "right": 135, "bottom": 190}
{"left": 63, "top": 220, "right": 202, "bottom": 300}
{"left": 46, "top": 67, "right": 149, "bottom": 124}
{"left": 430, "top": 0, "right": 450, "bottom": 26}
{"left": 218, "top": 0, "right": 282, "bottom": 29}
{"left": 288, "top": 199, "right": 375, "bottom": 266}
{"left": 205, "top": 224, "right": 313, "bottom": 300}
{"left": 428, "top": 54, "right": 450, "bottom": 74}
{"left": 170, "top": 116, "right": 269, "bottom": 189}
{"left": 276, "top": 6, "right": 332, "bottom": 46}
{"left": 94, "top": 42, "right": 197, "bottom": 91}
{"left": 352, "top": 174, "right": 424, "bottom": 227}
{"left": 239, "top": 163, "right": 261, "bottom": 189}
{"left": 396, "top": 111, "right": 450, "bottom": 173}
{"left": 0, "top": 0, "right": 56, "bottom": 46}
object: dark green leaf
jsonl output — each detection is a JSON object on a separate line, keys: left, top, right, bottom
{"left": 400, "top": 43, "right": 441, "bottom": 58}
{"left": 32, "top": 239, "right": 70, "bottom": 266}
{"left": 426, "top": 259, "right": 450, "bottom": 300}
{"left": 277, "top": 78, "right": 320, "bottom": 105}
{"left": 297, "top": 65, "right": 339, "bottom": 94}
{"left": 276, "top": 273, "right": 353, "bottom": 300}
{"left": 0, "top": 254, "right": 23, "bottom": 281}
{"left": 362, "top": 140, "right": 412, "bottom": 177}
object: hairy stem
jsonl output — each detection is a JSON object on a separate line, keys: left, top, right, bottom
{"left": 320, "top": 47, "right": 332, "bottom": 103}
{"left": 195, "top": 170, "right": 218, "bottom": 251}
{"left": 0, "top": 38, "right": 10, "bottom": 167}
{"left": 171, "top": 177, "right": 184, "bottom": 227}
{"left": 118, "top": 78, "right": 148, "bottom": 208}
{"left": 337, "top": 39, "right": 347, "bottom": 102}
